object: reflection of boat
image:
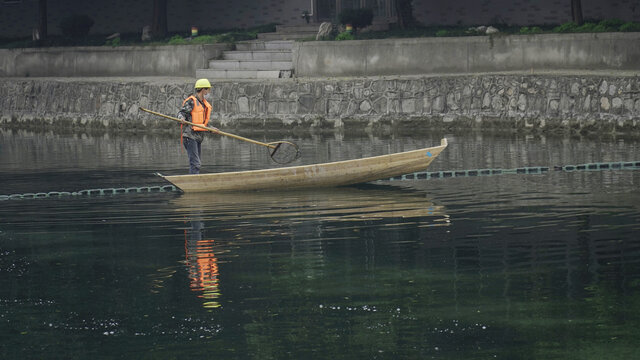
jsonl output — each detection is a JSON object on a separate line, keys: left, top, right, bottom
{"left": 160, "top": 138, "right": 448, "bottom": 192}
{"left": 175, "top": 187, "right": 449, "bottom": 309}
{"left": 171, "top": 186, "right": 450, "bottom": 226}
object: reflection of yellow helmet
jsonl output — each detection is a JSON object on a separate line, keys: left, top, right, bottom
{"left": 195, "top": 78, "right": 211, "bottom": 89}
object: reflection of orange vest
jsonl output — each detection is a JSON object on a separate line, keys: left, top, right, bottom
{"left": 183, "top": 95, "right": 211, "bottom": 131}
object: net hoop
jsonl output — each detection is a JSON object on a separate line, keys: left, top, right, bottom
{"left": 268, "top": 141, "right": 300, "bottom": 164}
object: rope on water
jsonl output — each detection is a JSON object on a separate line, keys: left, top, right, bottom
{"left": 386, "top": 161, "right": 640, "bottom": 181}
{"left": 2, "top": 161, "right": 638, "bottom": 201}
{"left": 0, "top": 185, "right": 178, "bottom": 201}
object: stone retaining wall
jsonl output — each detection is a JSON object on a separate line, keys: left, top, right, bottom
{"left": 0, "top": 44, "right": 231, "bottom": 77}
{"left": 293, "top": 33, "right": 640, "bottom": 77}
{"left": 2, "top": 74, "right": 639, "bottom": 135}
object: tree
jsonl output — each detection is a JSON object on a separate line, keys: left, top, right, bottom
{"left": 152, "top": 0, "right": 168, "bottom": 39}
{"left": 571, "top": 0, "right": 583, "bottom": 25}
{"left": 37, "top": 0, "right": 47, "bottom": 42}
{"left": 395, "top": 0, "right": 414, "bottom": 29}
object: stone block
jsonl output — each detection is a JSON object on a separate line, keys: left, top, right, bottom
{"left": 612, "top": 97, "right": 623, "bottom": 111}
{"left": 517, "top": 94, "right": 527, "bottom": 111}
{"left": 373, "top": 97, "right": 387, "bottom": 114}
{"left": 359, "top": 100, "right": 372, "bottom": 113}
{"left": 599, "top": 80, "right": 608, "bottom": 94}
{"left": 446, "top": 92, "right": 460, "bottom": 111}
{"left": 423, "top": 97, "right": 432, "bottom": 114}
{"left": 582, "top": 95, "right": 591, "bottom": 112}
{"left": 491, "top": 96, "right": 504, "bottom": 111}
{"left": 328, "top": 99, "right": 342, "bottom": 116}
{"left": 297, "top": 95, "right": 316, "bottom": 114}
{"left": 237, "top": 96, "right": 250, "bottom": 113}
{"left": 482, "top": 93, "right": 491, "bottom": 109}
{"left": 401, "top": 99, "right": 415, "bottom": 113}
{"left": 433, "top": 96, "right": 445, "bottom": 112}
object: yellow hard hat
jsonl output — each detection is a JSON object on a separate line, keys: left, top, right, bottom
{"left": 195, "top": 78, "right": 211, "bottom": 89}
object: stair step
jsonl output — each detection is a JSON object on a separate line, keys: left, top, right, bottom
{"left": 196, "top": 69, "right": 291, "bottom": 79}
{"left": 208, "top": 60, "right": 292, "bottom": 71}
{"left": 235, "top": 40, "right": 294, "bottom": 51}
{"left": 223, "top": 50, "right": 292, "bottom": 61}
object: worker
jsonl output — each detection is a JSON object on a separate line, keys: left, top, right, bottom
{"left": 178, "top": 78, "right": 215, "bottom": 174}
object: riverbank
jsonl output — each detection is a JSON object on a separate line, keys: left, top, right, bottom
{"left": 2, "top": 71, "right": 639, "bottom": 136}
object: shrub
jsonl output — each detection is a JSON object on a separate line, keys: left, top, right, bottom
{"left": 213, "top": 32, "right": 256, "bottom": 43}
{"left": 553, "top": 19, "right": 629, "bottom": 34}
{"left": 575, "top": 22, "right": 598, "bottom": 32}
{"left": 335, "top": 31, "right": 355, "bottom": 41}
{"left": 59, "top": 14, "right": 94, "bottom": 38}
{"left": 105, "top": 37, "right": 120, "bottom": 47}
{"left": 190, "top": 35, "right": 215, "bottom": 44}
{"left": 620, "top": 22, "right": 640, "bottom": 32}
{"left": 598, "top": 19, "right": 625, "bottom": 29}
{"left": 552, "top": 22, "right": 579, "bottom": 33}
{"left": 338, "top": 8, "right": 373, "bottom": 32}
{"left": 519, "top": 26, "right": 543, "bottom": 34}
{"left": 435, "top": 29, "right": 448, "bottom": 37}
{"left": 168, "top": 35, "right": 186, "bottom": 45}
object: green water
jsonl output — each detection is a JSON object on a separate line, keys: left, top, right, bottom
{"left": 1, "top": 130, "right": 639, "bottom": 359}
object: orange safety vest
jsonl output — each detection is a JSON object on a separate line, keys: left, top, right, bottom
{"left": 183, "top": 95, "right": 212, "bottom": 131}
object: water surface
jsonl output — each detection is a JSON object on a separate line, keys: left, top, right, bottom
{"left": 1, "top": 129, "right": 639, "bottom": 359}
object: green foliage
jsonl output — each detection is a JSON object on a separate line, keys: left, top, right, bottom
{"left": 338, "top": 8, "right": 374, "bottom": 31}
{"left": 619, "top": 22, "right": 640, "bottom": 32}
{"left": 105, "top": 37, "right": 120, "bottom": 47}
{"left": 189, "top": 35, "right": 215, "bottom": 44}
{"left": 552, "top": 22, "right": 579, "bottom": 33}
{"left": 553, "top": 19, "right": 633, "bottom": 34}
{"left": 164, "top": 31, "right": 258, "bottom": 45}
{"left": 435, "top": 29, "right": 449, "bottom": 37}
{"left": 598, "top": 18, "right": 625, "bottom": 29}
{"left": 519, "top": 26, "right": 543, "bottom": 34}
{"left": 167, "top": 34, "right": 186, "bottom": 45}
{"left": 59, "top": 14, "right": 95, "bottom": 38}
{"left": 211, "top": 32, "right": 256, "bottom": 43}
{"left": 577, "top": 22, "right": 612, "bottom": 32}
{"left": 335, "top": 31, "right": 355, "bottom": 41}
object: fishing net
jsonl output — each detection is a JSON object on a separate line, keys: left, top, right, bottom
{"left": 268, "top": 141, "right": 300, "bottom": 164}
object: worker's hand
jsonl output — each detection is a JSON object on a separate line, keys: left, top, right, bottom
{"left": 210, "top": 127, "right": 220, "bottom": 133}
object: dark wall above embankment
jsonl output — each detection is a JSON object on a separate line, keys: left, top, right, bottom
{"left": 2, "top": 74, "right": 639, "bottom": 135}
{"left": 1, "top": 0, "right": 639, "bottom": 38}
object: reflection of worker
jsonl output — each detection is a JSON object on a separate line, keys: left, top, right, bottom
{"left": 177, "top": 79, "right": 215, "bottom": 174}
{"left": 184, "top": 215, "right": 221, "bottom": 309}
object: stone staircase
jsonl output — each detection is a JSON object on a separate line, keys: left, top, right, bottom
{"left": 196, "top": 24, "right": 321, "bottom": 80}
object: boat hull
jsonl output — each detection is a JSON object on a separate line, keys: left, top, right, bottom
{"left": 160, "top": 138, "right": 447, "bottom": 192}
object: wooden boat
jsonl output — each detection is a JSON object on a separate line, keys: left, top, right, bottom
{"left": 159, "top": 138, "right": 447, "bottom": 192}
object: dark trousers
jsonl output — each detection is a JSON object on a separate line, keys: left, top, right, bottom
{"left": 183, "top": 137, "right": 202, "bottom": 174}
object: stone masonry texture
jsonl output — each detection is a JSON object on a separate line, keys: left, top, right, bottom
{"left": 2, "top": 75, "right": 639, "bottom": 135}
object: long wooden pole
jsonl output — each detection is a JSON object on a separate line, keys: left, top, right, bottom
{"left": 139, "top": 107, "right": 276, "bottom": 149}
